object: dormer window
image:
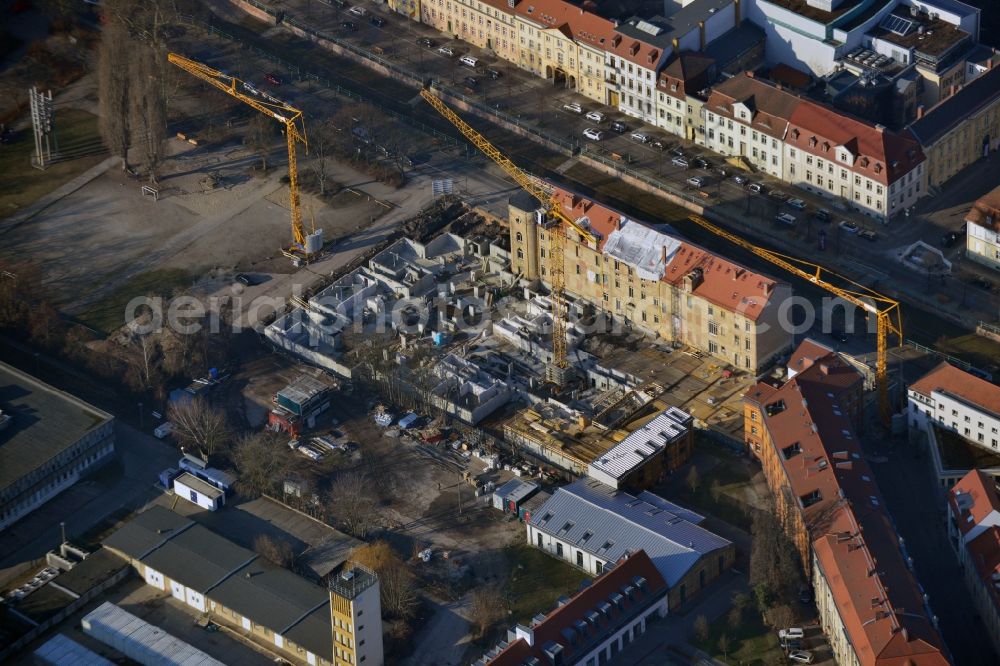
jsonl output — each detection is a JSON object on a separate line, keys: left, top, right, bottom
{"left": 792, "top": 129, "right": 800, "bottom": 140}
{"left": 874, "top": 163, "right": 883, "bottom": 174}
{"left": 629, "top": 42, "right": 639, "bottom": 56}
{"left": 809, "top": 137, "right": 817, "bottom": 148}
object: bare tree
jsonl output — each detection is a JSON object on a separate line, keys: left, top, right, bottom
{"left": 253, "top": 534, "right": 296, "bottom": 568}
{"left": 470, "top": 584, "right": 508, "bottom": 638}
{"left": 686, "top": 465, "right": 700, "bottom": 494}
{"left": 717, "top": 633, "right": 730, "bottom": 661}
{"left": 167, "top": 398, "right": 231, "bottom": 459}
{"left": 693, "top": 614, "right": 709, "bottom": 642}
{"left": 307, "top": 118, "right": 338, "bottom": 196}
{"left": 129, "top": 46, "right": 166, "bottom": 184}
{"left": 349, "top": 541, "right": 418, "bottom": 620}
{"left": 231, "top": 431, "right": 291, "bottom": 497}
{"left": 98, "top": 20, "right": 131, "bottom": 172}
{"left": 325, "top": 471, "right": 378, "bottom": 538}
{"left": 767, "top": 604, "right": 796, "bottom": 632}
{"left": 245, "top": 114, "right": 277, "bottom": 172}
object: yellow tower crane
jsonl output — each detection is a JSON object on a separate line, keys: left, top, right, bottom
{"left": 421, "top": 88, "right": 597, "bottom": 383}
{"left": 167, "top": 53, "right": 316, "bottom": 260}
{"left": 686, "top": 214, "right": 903, "bottom": 424}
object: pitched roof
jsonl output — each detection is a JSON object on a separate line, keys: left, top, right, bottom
{"left": 910, "top": 362, "right": 1000, "bottom": 417}
{"left": 481, "top": 550, "right": 668, "bottom": 666}
{"left": 103, "top": 505, "right": 195, "bottom": 559}
{"left": 658, "top": 50, "right": 716, "bottom": 100}
{"left": 787, "top": 98, "right": 924, "bottom": 186}
{"left": 705, "top": 72, "right": 799, "bottom": 139}
{"left": 909, "top": 65, "right": 1000, "bottom": 147}
{"left": 510, "top": 0, "right": 616, "bottom": 50}
{"left": 965, "top": 184, "right": 1000, "bottom": 230}
{"left": 550, "top": 187, "right": 782, "bottom": 320}
{"left": 949, "top": 469, "right": 1000, "bottom": 535}
{"left": 528, "top": 478, "right": 730, "bottom": 586}
{"left": 966, "top": 526, "right": 1000, "bottom": 617}
{"left": 140, "top": 525, "right": 256, "bottom": 593}
{"left": 748, "top": 341, "right": 949, "bottom": 666}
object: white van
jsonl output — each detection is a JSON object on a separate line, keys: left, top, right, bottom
{"left": 459, "top": 55, "right": 479, "bottom": 68}
{"left": 779, "top": 628, "right": 805, "bottom": 640}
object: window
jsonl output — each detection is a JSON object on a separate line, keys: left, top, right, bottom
{"left": 577, "top": 551, "right": 584, "bottom": 567}
{"left": 556, "top": 542, "right": 564, "bottom": 557}
{"left": 708, "top": 321, "right": 719, "bottom": 335}
{"left": 190, "top": 490, "right": 198, "bottom": 502}
{"left": 595, "top": 561, "right": 604, "bottom": 574}
{"left": 537, "top": 533, "right": 543, "bottom": 547}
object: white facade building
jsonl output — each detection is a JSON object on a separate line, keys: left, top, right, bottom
{"left": 173, "top": 472, "right": 225, "bottom": 511}
{"left": 909, "top": 362, "right": 1000, "bottom": 453}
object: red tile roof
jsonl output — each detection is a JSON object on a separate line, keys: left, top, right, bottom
{"left": 483, "top": 550, "right": 667, "bottom": 665}
{"left": 705, "top": 72, "right": 799, "bottom": 139}
{"left": 550, "top": 187, "right": 781, "bottom": 320}
{"left": 949, "top": 469, "right": 1000, "bottom": 536}
{"left": 657, "top": 51, "right": 716, "bottom": 100}
{"left": 787, "top": 99, "right": 924, "bottom": 186}
{"left": 511, "top": 0, "right": 617, "bottom": 50}
{"left": 788, "top": 338, "right": 836, "bottom": 375}
{"left": 966, "top": 526, "right": 1000, "bottom": 617}
{"left": 910, "top": 362, "right": 1000, "bottom": 417}
{"left": 747, "top": 341, "right": 950, "bottom": 666}
{"left": 965, "top": 184, "right": 1000, "bottom": 232}
{"left": 606, "top": 31, "right": 661, "bottom": 70}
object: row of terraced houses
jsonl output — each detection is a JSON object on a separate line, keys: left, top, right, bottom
{"left": 386, "top": 0, "right": 1000, "bottom": 222}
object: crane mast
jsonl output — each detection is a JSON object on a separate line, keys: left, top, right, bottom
{"left": 686, "top": 214, "right": 903, "bottom": 424}
{"left": 167, "top": 53, "right": 312, "bottom": 256}
{"left": 420, "top": 88, "right": 597, "bottom": 383}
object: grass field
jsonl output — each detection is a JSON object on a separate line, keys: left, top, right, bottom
{"left": 75, "top": 268, "right": 193, "bottom": 335}
{"left": 505, "top": 543, "right": 589, "bottom": 625}
{"left": 692, "top": 610, "right": 784, "bottom": 666}
{"left": 671, "top": 437, "right": 756, "bottom": 531}
{"left": 0, "top": 108, "right": 107, "bottom": 219}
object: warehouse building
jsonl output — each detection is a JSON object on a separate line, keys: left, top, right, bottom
{"left": 0, "top": 361, "right": 115, "bottom": 531}
{"left": 103, "top": 506, "right": 383, "bottom": 666}
{"left": 526, "top": 479, "right": 734, "bottom": 609}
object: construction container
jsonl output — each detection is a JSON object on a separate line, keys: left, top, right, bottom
{"left": 82, "top": 602, "right": 224, "bottom": 666}
{"left": 492, "top": 478, "right": 539, "bottom": 514}
{"left": 518, "top": 490, "right": 551, "bottom": 522}
{"left": 158, "top": 467, "right": 180, "bottom": 490}
{"left": 34, "top": 633, "right": 114, "bottom": 666}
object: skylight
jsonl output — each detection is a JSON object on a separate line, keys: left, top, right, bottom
{"left": 881, "top": 14, "right": 915, "bottom": 37}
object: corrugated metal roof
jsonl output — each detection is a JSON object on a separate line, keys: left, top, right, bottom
{"left": 529, "top": 479, "right": 730, "bottom": 586}
{"left": 588, "top": 407, "right": 692, "bottom": 481}
{"left": 82, "top": 602, "right": 225, "bottom": 666}
{"left": 33, "top": 633, "right": 114, "bottom": 666}
{"left": 141, "top": 526, "right": 256, "bottom": 594}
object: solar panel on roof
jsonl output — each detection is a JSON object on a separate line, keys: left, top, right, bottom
{"left": 881, "top": 14, "right": 915, "bottom": 36}
{"left": 635, "top": 20, "right": 662, "bottom": 36}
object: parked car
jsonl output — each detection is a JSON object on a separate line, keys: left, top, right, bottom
{"left": 671, "top": 156, "right": 689, "bottom": 168}
{"left": 715, "top": 166, "right": 730, "bottom": 177}
{"left": 610, "top": 120, "right": 628, "bottom": 133}
{"left": 264, "top": 72, "right": 283, "bottom": 85}
{"left": 789, "top": 651, "right": 814, "bottom": 664}
{"left": 417, "top": 37, "right": 434, "bottom": 48}
{"left": 340, "top": 20, "right": 357, "bottom": 31}
{"left": 839, "top": 220, "right": 859, "bottom": 234}
{"left": 971, "top": 275, "right": 994, "bottom": 291}
{"left": 459, "top": 55, "right": 479, "bottom": 68}
{"left": 463, "top": 76, "right": 480, "bottom": 89}
{"left": 630, "top": 132, "right": 649, "bottom": 143}
{"left": 733, "top": 174, "right": 748, "bottom": 186}
{"left": 692, "top": 157, "right": 709, "bottom": 169}
{"left": 563, "top": 102, "right": 584, "bottom": 114}
{"left": 776, "top": 212, "right": 797, "bottom": 226}
{"left": 941, "top": 230, "right": 962, "bottom": 247}
{"left": 651, "top": 140, "right": 669, "bottom": 151}
{"left": 779, "top": 628, "right": 805, "bottom": 640}
{"left": 814, "top": 209, "right": 831, "bottom": 223}
{"left": 830, "top": 328, "right": 848, "bottom": 343}
{"left": 769, "top": 190, "right": 789, "bottom": 202}
{"left": 748, "top": 182, "right": 764, "bottom": 194}
{"left": 686, "top": 176, "right": 706, "bottom": 188}
{"left": 585, "top": 110, "right": 606, "bottom": 122}
{"left": 487, "top": 68, "right": 503, "bottom": 79}
{"left": 437, "top": 45, "right": 455, "bottom": 57}
{"left": 858, "top": 229, "right": 878, "bottom": 242}
{"left": 369, "top": 16, "right": 386, "bottom": 27}
{"left": 798, "top": 584, "right": 813, "bottom": 604}
{"left": 583, "top": 127, "right": 604, "bottom": 141}
{"left": 782, "top": 639, "right": 805, "bottom": 652}
{"left": 348, "top": 5, "right": 366, "bottom": 15}
{"left": 787, "top": 198, "right": 807, "bottom": 210}
{"left": 235, "top": 273, "right": 258, "bottom": 286}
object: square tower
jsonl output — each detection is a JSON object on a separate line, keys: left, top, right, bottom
{"left": 329, "top": 565, "right": 382, "bottom": 666}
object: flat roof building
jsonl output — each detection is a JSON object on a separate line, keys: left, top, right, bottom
{"left": 0, "top": 361, "right": 115, "bottom": 531}
{"left": 103, "top": 506, "right": 383, "bottom": 666}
